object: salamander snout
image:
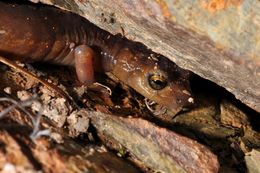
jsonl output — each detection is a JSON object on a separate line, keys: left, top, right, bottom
{"left": 126, "top": 63, "right": 194, "bottom": 113}
{"left": 144, "top": 63, "right": 194, "bottom": 112}
{"left": 144, "top": 58, "right": 195, "bottom": 113}
{"left": 174, "top": 88, "right": 194, "bottom": 110}
{"left": 152, "top": 79, "right": 194, "bottom": 112}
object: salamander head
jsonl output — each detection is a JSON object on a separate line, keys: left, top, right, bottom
{"left": 113, "top": 48, "right": 194, "bottom": 113}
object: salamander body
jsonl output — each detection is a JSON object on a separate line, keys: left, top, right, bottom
{"left": 0, "top": 1, "right": 193, "bottom": 112}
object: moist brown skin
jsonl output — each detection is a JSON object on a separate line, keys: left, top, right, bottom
{"left": 0, "top": 1, "right": 193, "bottom": 112}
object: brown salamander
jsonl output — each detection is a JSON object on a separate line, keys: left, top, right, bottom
{"left": 0, "top": 1, "right": 193, "bottom": 112}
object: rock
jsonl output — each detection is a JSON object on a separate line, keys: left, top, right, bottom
{"left": 220, "top": 100, "right": 250, "bottom": 128}
{"left": 245, "top": 149, "right": 260, "bottom": 173}
{"left": 89, "top": 111, "right": 219, "bottom": 173}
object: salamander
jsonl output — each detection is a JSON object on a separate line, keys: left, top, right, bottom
{"left": 0, "top": 1, "right": 194, "bottom": 113}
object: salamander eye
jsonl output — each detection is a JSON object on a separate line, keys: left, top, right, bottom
{"left": 148, "top": 73, "right": 167, "bottom": 90}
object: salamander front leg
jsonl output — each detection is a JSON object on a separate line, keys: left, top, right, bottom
{"left": 74, "top": 45, "right": 112, "bottom": 95}
{"left": 74, "top": 45, "right": 95, "bottom": 85}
